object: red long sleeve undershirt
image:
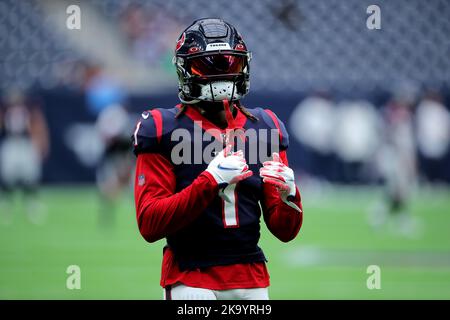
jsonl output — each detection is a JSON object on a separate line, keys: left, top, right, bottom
{"left": 134, "top": 151, "right": 303, "bottom": 289}
{"left": 134, "top": 151, "right": 302, "bottom": 244}
{"left": 134, "top": 153, "right": 219, "bottom": 243}
{"left": 261, "top": 151, "right": 303, "bottom": 242}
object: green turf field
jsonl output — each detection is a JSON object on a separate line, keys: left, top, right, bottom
{"left": 1, "top": 185, "right": 450, "bottom": 299}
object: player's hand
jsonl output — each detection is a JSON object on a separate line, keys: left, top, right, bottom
{"left": 206, "top": 145, "right": 253, "bottom": 188}
{"left": 260, "top": 152, "right": 302, "bottom": 213}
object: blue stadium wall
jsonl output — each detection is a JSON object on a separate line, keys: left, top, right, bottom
{"left": 37, "top": 89, "right": 450, "bottom": 184}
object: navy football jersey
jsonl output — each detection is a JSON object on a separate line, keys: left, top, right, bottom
{"left": 133, "top": 104, "right": 289, "bottom": 270}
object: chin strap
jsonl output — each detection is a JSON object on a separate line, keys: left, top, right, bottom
{"left": 222, "top": 99, "right": 246, "bottom": 153}
{"left": 222, "top": 99, "right": 236, "bottom": 129}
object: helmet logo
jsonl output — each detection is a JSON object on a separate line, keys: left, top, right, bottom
{"left": 175, "top": 32, "right": 186, "bottom": 52}
{"left": 188, "top": 47, "right": 200, "bottom": 53}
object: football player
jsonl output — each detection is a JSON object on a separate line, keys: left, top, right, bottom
{"left": 133, "top": 18, "right": 303, "bottom": 300}
{"left": 95, "top": 103, "right": 134, "bottom": 227}
{"left": 370, "top": 91, "right": 419, "bottom": 236}
{"left": 0, "top": 90, "right": 49, "bottom": 225}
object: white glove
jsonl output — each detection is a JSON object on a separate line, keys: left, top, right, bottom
{"left": 206, "top": 145, "right": 253, "bottom": 188}
{"left": 259, "top": 152, "right": 302, "bottom": 213}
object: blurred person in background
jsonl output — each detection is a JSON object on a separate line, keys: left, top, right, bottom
{"left": 85, "top": 64, "right": 126, "bottom": 117}
{"left": 289, "top": 93, "right": 336, "bottom": 181}
{"left": 0, "top": 89, "right": 49, "bottom": 225}
{"left": 416, "top": 90, "right": 450, "bottom": 182}
{"left": 95, "top": 103, "right": 134, "bottom": 227}
{"left": 333, "top": 100, "right": 381, "bottom": 183}
{"left": 83, "top": 65, "right": 132, "bottom": 227}
{"left": 370, "top": 87, "right": 420, "bottom": 236}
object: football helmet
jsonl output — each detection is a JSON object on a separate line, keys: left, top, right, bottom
{"left": 173, "top": 18, "right": 251, "bottom": 104}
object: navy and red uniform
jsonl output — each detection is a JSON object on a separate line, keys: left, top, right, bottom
{"left": 133, "top": 104, "right": 303, "bottom": 290}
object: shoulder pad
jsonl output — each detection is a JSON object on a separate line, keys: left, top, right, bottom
{"left": 132, "top": 107, "right": 178, "bottom": 155}
{"left": 253, "top": 107, "right": 289, "bottom": 150}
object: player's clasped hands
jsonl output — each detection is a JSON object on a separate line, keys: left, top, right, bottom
{"left": 206, "top": 145, "right": 253, "bottom": 188}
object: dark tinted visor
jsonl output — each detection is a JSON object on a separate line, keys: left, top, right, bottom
{"left": 188, "top": 54, "right": 245, "bottom": 76}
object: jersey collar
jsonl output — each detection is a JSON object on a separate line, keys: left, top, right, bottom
{"left": 179, "top": 103, "right": 247, "bottom": 141}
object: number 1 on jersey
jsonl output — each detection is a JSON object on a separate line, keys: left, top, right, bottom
{"left": 221, "top": 184, "right": 239, "bottom": 228}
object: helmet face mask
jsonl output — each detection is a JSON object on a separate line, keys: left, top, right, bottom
{"left": 173, "top": 18, "right": 251, "bottom": 103}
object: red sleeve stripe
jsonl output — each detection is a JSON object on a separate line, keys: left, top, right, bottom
{"left": 150, "top": 109, "right": 163, "bottom": 143}
{"left": 264, "top": 109, "right": 282, "bottom": 143}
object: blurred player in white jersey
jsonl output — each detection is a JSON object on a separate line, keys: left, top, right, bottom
{"left": 370, "top": 90, "right": 420, "bottom": 236}
{"left": 95, "top": 103, "right": 134, "bottom": 227}
{"left": 0, "top": 90, "right": 49, "bottom": 225}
